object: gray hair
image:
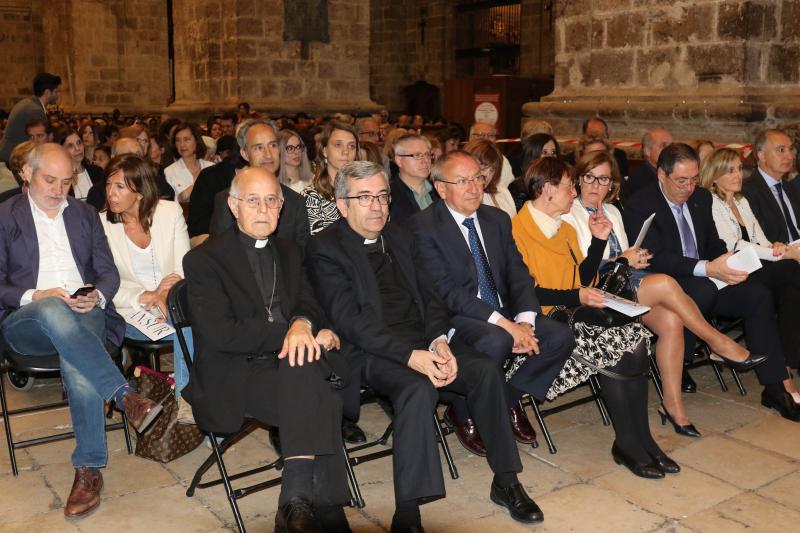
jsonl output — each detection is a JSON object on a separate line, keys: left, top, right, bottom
{"left": 754, "top": 128, "right": 788, "bottom": 154}
{"left": 26, "top": 143, "right": 71, "bottom": 175}
{"left": 430, "top": 150, "right": 476, "bottom": 183}
{"left": 334, "top": 161, "right": 388, "bottom": 200}
{"left": 355, "top": 116, "right": 378, "bottom": 134}
{"left": 229, "top": 167, "right": 284, "bottom": 199}
{"left": 235, "top": 118, "right": 279, "bottom": 150}
{"left": 393, "top": 133, "right": 431, "bottom": 155}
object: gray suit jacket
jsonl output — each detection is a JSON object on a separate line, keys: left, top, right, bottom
{"left": 0, "top": 97, "right": 45, "bottom": 162}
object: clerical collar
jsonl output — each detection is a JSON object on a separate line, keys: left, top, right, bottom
{"left": 236, "top": 229, "right": 269, "bottom": 249}
{"left": 364, "top": 237, "right": 378, "bottom": 244}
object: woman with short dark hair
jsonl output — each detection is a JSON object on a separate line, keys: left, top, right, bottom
{"left": 164, "top": 122, "right": 214, "bottom": 203}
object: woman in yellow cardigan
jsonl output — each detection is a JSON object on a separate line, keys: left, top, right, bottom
{"left": 511, "top": 157, "right": 673, "bottom": 479}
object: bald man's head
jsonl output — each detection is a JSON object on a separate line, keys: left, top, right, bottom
{"left": 112, "top": 137, "right": 144, "bottom": 157}
{"left": 228, "top": 166, "right": 283, "bottom": 240}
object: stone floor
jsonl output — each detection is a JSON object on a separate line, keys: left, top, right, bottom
{"left": 2, "top": 365, "right": 799, "bottom": 533}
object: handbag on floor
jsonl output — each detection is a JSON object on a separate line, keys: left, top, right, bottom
{"left": 132, "top": 365, "right": 203, "bottom": 463}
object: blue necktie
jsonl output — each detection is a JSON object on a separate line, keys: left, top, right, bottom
{"left": 462, "top": 217, "right": 501, "bottom": 310}
{"left": 586, "top": 206, "right": 622, "bottom": 257}
{"left": 671, "top": 204, "right": 698, "bottom": 259}
{"left": 774, "top": 183, "right": 800, "bottom": 241}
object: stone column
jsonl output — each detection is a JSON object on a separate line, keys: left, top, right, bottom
{"left": 170, "top": 0, "right": 378, "bottom": 116}
{"left": 524, "top": 0, "right": 800, "bottom": 143}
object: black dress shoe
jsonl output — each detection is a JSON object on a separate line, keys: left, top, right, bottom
{"left": 611, "top": 442, "right": 665, "bottom": 479}
{"left": 443, "top": 406, "right": 486, "bottom": 457}
{"left": 275, "top": 497, "right": 322, "bottom": 533}
{"left": 510, "top": 403, "right": 537, "bottom": 444}
{"left": 761, "top": 388, "right": 800, "bottom": 422}
{"left": 649, "top": 452, "right": 680, "bottom": 474}
{"left": 389, "top": 519, "right": 425, "bottom": 533}
{"left": 681, "top": 368, "right": 697, "bottom": 393}
{"left": 342, "top": 419, "right": 366, "bottom": 444}
{"left": 710, "top": 352, "right": 768, "bottom": 372}
{"left": 658, "top": 404, "right": 701, "bottom": 438}
{"left": 489, "top": 481, "right": 544, "bottom": 524}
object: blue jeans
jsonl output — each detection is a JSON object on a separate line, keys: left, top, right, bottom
{"left": 124, "top": 319, "right": 193, "bottom": 397}
{"left": 1, "top": 298, "right": 128, "bottom": 468}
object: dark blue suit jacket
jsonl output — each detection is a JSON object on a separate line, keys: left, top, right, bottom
{"left": 0, "top": 194, "right": 124, "bottom": 348}
{"left": 409, "top": 200, "right": 540, "bottom": 322}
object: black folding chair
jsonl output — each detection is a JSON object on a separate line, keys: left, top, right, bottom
{"left": 0, "top": 346, "right": 133, "bottom": 476}
{"left": 122, "top": 336, "right": 171, "bottom": 377}
{"left": 520, "top": 375, "right": 611, "bottom": 454}
{"left": 343, "top": 390, "right": 459, "bottom": 509}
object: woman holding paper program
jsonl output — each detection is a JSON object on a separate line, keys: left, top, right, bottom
{"left": 561, "top": 151, "right": 757, "bottom": 439}
{"left": 100, "top": 154, "right": 195, "bottom": 421}
{"left": 512, "top": 156, "right": 677, "bottom": 479}
{"left": 701, "top": 147, "right": 800, "bottom": 403}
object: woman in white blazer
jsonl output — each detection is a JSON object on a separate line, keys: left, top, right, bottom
{"left": 563, "top": 151, "right": 755, "bottom": 437}
{"left": 100, "top": 154, "right": 194, "bottom": 405}
{"left": 700, "top": 147, "right": 800, "bottom": 403}
{"left": 164, "top": 122, "right": 214, "bottom": 203}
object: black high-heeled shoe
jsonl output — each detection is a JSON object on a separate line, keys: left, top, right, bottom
{"left": 649, "top": 452, "right": 680, "bottom": 474}
{"left": 709, "top": 351, "right": 768, "bottom": 372}
{"left": 658, "top": 405, "right": 701, "bottom": 438}
{"left": 611, "top": 442, "right": 664, "bottom": 479}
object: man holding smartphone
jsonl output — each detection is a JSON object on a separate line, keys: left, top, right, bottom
{"left": 0, "top": 143, "right": 163, "bottom": 520}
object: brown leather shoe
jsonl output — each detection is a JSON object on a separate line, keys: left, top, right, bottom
{"left": 443, "top": 406, "right": 486, "bottom": 457}
{"left": 510, "top": 404, "right": 537, "bottom": 444}
{"left": 122, "top": 391, "right": 163, "bottom": 433}
{"left": 64, "top": 467, "right": 103, "bottom": 520}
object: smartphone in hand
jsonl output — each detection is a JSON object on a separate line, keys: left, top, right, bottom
{"left": 70, "top": 286, "right": 95, "bottom": 298}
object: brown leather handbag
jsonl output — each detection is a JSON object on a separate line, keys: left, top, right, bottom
{"left": 133, "top": 366, "right": 203, "bottom": 463}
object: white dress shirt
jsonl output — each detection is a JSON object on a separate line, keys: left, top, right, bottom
{"left": 758, "top": 168, "right": 800, "bottom": 237}
{"left": 444, "top": 203, "right": 537, "bottom": 327}
{"left": 164, "top": 158, "right": 214, "bottom": 198}
{"left": 20, "top": 195, "right": 105, "bottom": 307}
{"left": 73, "top": 169, "right": 93, "bottom": 201}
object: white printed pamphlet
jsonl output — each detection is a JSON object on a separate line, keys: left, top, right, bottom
{"left": 124, "top": 308, "right": 175, "bottom": 341}
{"left": 598, "top": 290, "right": 651, "bottom": 317}
{"left": 632, "top": 213, "right": 656, "bottom": 249}
{"left": 709, "top": 246, "right": 762, "bottom": 289}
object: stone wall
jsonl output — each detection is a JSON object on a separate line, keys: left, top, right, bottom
{"left": 524, "top": 0, "right": 800, "bottom": 142}
{"left": 0, "top": 1, "right": 43, "bottom": 111}
{"left": 519, "top": 0, "right": 555, "bottom": 77}
{"left": 170, "top": 0, "right": 377, "bottom": 116}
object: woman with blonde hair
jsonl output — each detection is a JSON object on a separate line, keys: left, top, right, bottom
{"left": 574, "top": 134, "right": 612, "bottom": 162}
{"left": 278, "top": 129, "right": 313, "bottom": 193}
{"left": 701, "top": 147, "right": 800, "bottom": 402}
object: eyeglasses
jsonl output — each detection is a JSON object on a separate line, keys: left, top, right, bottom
{"left": 360, "top": 130, "right": 379, "bottom": 139}
{"left": 668, "top": 175, "right": 698, "bottom": 187}
{"left": 581, "top": 173, "right": 612, "bottom": 186}
{"left": 285, "top": 144, "right": 305, "bottom": 154}
{"left": 438, "top": 174, "right": 485, "bottom": 187}
{"left": 397, "top": 152, "right": 434, "bottom": 161}
{"left": 231, "top": 194, "right": 285, "bottom": 210}
{"left": 470, "top": 132, "right": 497, "bottom": 140}
{"left": 343, "top": 193, "right": 391, "bottom": 206}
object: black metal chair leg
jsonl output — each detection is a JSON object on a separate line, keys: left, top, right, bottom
{"left": 0, "top": 373, "right": 18, "bottom": 476}
{"left": 433, "top": 412, "right": 458, "bottom": 480}
{"left": 730, "top": 368, "right": 747, "bottom": 396}
{"left": 525, "top": 396, "right": 556, "bottom": 454}
{"left": 518, "top": 400, "right": 539, "bottom": 449}
{"left": 710, "top": 362, "right": 729, "bottom": 392}
{"left": 342, "top": 444, "right": 365, "bottom": 508}
{"left": 588, "top": 376, "right": 611, "bottom": 426}
{"left": 121, "top": 411, "right": 133, "bottom": 454}
{"left": 209, "top": 432, "right": 246, "bottom": 533}
{"left": 649, "top": 353, "right": 665, "bottom": 403}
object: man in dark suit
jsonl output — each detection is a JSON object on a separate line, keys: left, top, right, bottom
{"left": 410, "top": 151, "right": 575, "bottom": 453}
{"left": 624, "top": 143, "right": 799, "bottom": 421}
{"left": 0, "top": 73, "right": 60, "bottom": 162}
{"left": 0, "top": 144, "right": 162, "bottom": 519}
{"left": 307, "top": 161, "right": 543, "bottom": 531}
{"left": 583, "top": 116, "right": 629, "bottom": 178}
{"left": 389, "top": 133, "right": 440, "bottom": 226}
{"left": 742, "top": 129, "right": 800, "bottom": 243}
{"left": 202, "top": 118, "right": 310, "bottom": 249}
{"left": 182, "top": 166, "right": 350, "bottom": 532}
{"left": 623, "top": 128, "right": 672, "bottom": 204}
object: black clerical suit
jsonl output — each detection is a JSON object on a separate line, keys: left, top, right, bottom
{"left": 307, "top": 219, "right": 521, "bottom": 504}
{"left": 187, "top": 157, "right": 240, "bottom": 237}
{"left": 182, "top": 226, "right": 349, "bottom": 506}
{"left": 208, "top": 184, "right": 311, "bottom": 249}
{"left": 623, "top": 184, "right": 788, "bottom": 386}
{"left": 410, "top": 202, "right": 574, "bottom": 402}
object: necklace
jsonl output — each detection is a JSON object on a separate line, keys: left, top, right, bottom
{"left": 266, "top": 256, "right": 277, "bottom": 322}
